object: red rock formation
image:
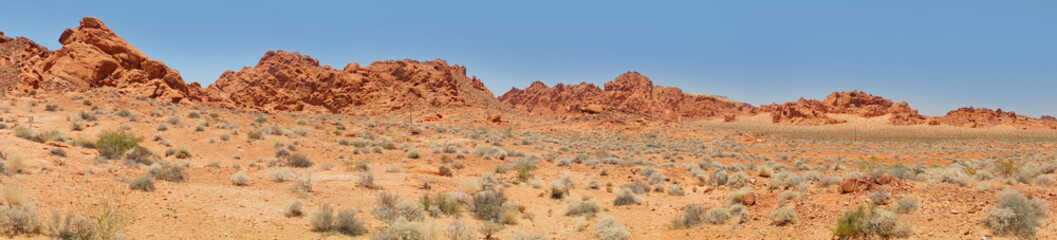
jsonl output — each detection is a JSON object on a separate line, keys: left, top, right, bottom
{"left": 497, "top": 72, "right": 755, "bottom": 121}
{"left": 936, "top": 107, "right": 1057, "bottom": 129}
{"left": 207, "top": 50, "right": 499, "bottom": 114}
{"left": 1, "top": 17, "right": 203, "bottom": 103}
{"left": 760, "top": 90, "right": 928, "bottom": 125}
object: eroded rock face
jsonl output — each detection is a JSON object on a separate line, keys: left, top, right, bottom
{"left": 760, "top": 90, "right": 927, "bottom": 125}
{"left": 936, "top": 107, "right": 1057, "bottom": 129}
{"left": 208, "top": 50, "right": 498, "bottom": 114}
{"left": 497, "top": 71, "right": 755, "bottom": 121}
{"left": 1, "top": 17, "right": 202, "bottom": 103}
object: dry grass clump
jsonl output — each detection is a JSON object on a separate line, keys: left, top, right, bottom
{"left": 564, "top": 200, "right": 599, "bottom": 219}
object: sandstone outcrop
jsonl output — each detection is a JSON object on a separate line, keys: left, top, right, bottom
{"left": 497, "top": 72, "right": 755, "bottom": 121}
{"left": 1, "top": 17, "right": 202, "bottom": 103}
{"left": 761, "top": 90, "right": 928, "bottom": 125}
{"left": 208, "top": 50, "right": 499, "bottom": 114}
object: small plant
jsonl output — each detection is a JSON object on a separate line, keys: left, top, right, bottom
{"left": 613, "top": 188, "right": 642, "bottom": 206}
{"left": 49, "top": 147, "right": 67, "bottom": 157}
{"left": 444, "top": 220, "right": 476, "bottom": 240}
{"left": 833, "top": 205, "right": 912, "bottom": 239}
{"left": 595, "top": 215, "right": 631, "bottom": 240}
{"left": 770, "top": 206, "right": 797, "bottom": 226}
{"left": 869, "top": 189, "right": 891, "bottom": 205}
{"left": 356, "top": 172, "right": 377, "bottom": 189}
{"left": 230, "top": 172, "right": 251, "bottom": 186}
{"left": 308, "top": 204, "right": 367, "bottom": 237}
{"left": 564, "top": 200, "right": 599, "bottom": 219}
{"left": 286, "top": 153, "right": 313, "bottom": 168}
{"left": 283, "top": 199, "right": 304, "bottom": 217}
{"left": 473, "top": 190, "right": 507, "bottom": 223}
{"left": 439, "top": 166, "right": 453, "bottom": 177}
{"left": 894, "top": 197, "right": 917, "bottom": 213}
{"left": 671, "top": 204, "right": 704, "bottom": 229}
{"left": 96, "top": 130, "right": 144, "bottom": 160}
{"left": 129, "top": 176, "right": 155, "bottom": 192}
{"left": 984, "top": 189, "right": 1049, "bottom": 238}
{"left": 993, "top": 159, "right": 1019, "bottom": 177}
{"left": 148, "top": 161, "right": 186, "bottom": 182}
{"left": 0, "top": 204, "right": 42, "bottom": 236}
{"left": 46, "top": 212, "right": 94, "bottom": 240}
{"left": 44, "top": 104, "right": 59, "bottom": 112}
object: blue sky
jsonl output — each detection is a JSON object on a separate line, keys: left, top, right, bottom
{"left": 2, "top": 1, "right": 1055, "bottom": 117}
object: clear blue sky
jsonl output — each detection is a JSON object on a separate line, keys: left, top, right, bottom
{"left": 3, "top": 1, "right": 1055, "bottom": 117}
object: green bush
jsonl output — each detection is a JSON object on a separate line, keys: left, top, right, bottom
{"left": 96, "top": 130, "right": 143, "bottom": 160}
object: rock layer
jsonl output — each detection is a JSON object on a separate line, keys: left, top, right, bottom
{"left": 497, "top": 72, "right": 756, "bottom": 121}
{"left": 936, "top": 107, "right": 1057, "bottom": 129}
{"left": 208, "top": 50, "right": 499, "bottom": 114}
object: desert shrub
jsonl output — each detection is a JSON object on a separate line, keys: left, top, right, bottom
{"left": 372, "top": 218, "right": 426, "bottom": 240}
{"left": 472, "top": 190, "right": 506, "bottom": 223}
{"left": 728, "top": 204, "right": 749, "bottom": 222}
{"left": 254, "top": 114, "right": 268, "bottom": 124}
{"left": 44, "top": 104, "right": 59, "bottom": 112}
{"left": 869, "top": 189, "right": 891, "bottom": 205}
{"left": 433, "top": 165, "right": 453, "bottom": 177}
{"left": 705, "top": 206, "right": 730, "bottom": 225}
{"left": 308, "top": 204, "right": 366, "bottom": 237}
{"left": 230, "top": 172, "right": 251, "bottom": 186}
{"left": 668, "top": 186, "right": 685, "bottom": 196}
{"left": 357, "top": 172, "right": 377, "bottom": 189}
{"left": 46, "top": 212, "right": 94, "bottom": 240}
{"left": 268, "top": 169, "right": 292, "bottom": 182}
{"left": 96, "top": 130, "right": 143, "bottom": 160}
{"left": 819, "top": 175, "right": 842, "bottom": 187}
{"left": 778, "top": 190, "right": 800, "bottom": 201}
{"left": 833, "top": 206, "right": 912, "bottom": 239}
{"left": 595, "top": 215, "right": 631, "bottom": 240}
{"left": 49, "top": 147, "right": 66, "bottom": 157}
{"left": 283, "top": 199, "right": 304, "bottom": 217}
{"left": 293, "top": 173, "right": 312, "bottom": 194}
{"left": 478, "top": 220, "right": 504, "bottom": 240}
{"left": 613, "top": 188, "right": 642, "bottom": 206}
{"left": 512, "top": 232, "right": 545, "bottom": 240}
{"left": 444, "top": 220, "right": 476, "bottom": 240}
{"left": 770, "top": 206, "right": 797, "bottom": 226}
{"left": 0, "top": 204, "right": 42, "bottom": 236}
{"left": 12, "top": 126, "right": 32, "bottom": 140}
{"left": 894, "top": 198, "right": 917, "bottom": 213}
{"left": 729, "top": 188, "right": 753, "bottom": 205}
{"left": 286, "top": 153, "right": 313, "bottom": 168}
{"left": 148, "top": 161, "right": 186, "bottom": 182}
{"left": 129, "top": 176, "right": 155, "bottom": 192}
{"left": 984, "top": 189, "right": 1049, "bottom": 238}
{"left": 165, "top": 146, "right": 192, "bottom": 159}
{"left": 69, "top": 120, "right": 85, "bottom": 131}
{"left": 406, "top": 149, "right": 421, "bottom": 159}
{"left": 550, "top": 177, "right": 574, "bottom": 199}
{"left": 564, "top": 201, "right": 599, "bottom": 219}
{"left": 708, "top": 169, "right": 728, "bottom": 187}
{"left": 727, "top": 171, "right": 750, "bottom": 188}
{"left": 671, "top": 204, "right": 704, "bottom": 229}
{"left": 769, "top": 171, "right": 803, "bottom": 190}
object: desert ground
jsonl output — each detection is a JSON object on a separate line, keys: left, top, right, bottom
{"left": 0, "top": 90, "right": 1053, "bottom": 240}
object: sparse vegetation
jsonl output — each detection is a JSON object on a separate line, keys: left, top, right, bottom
{"left": 984, "top": 189, "right": 1049, "bottom": 238}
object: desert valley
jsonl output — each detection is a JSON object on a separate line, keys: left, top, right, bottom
{"left": 0, "top": 17, "right": 1055, "bottom": 240}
